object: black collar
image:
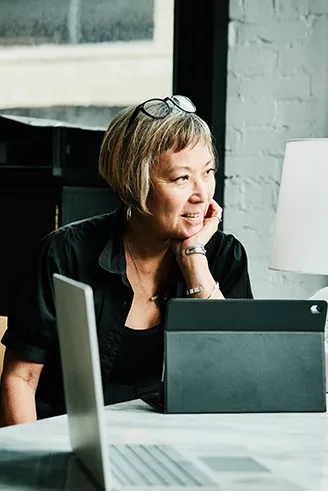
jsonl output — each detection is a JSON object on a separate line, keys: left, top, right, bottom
{"left": 98, "top": 205, "right": 126, "bottom": 275}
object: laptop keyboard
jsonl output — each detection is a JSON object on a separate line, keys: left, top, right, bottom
{"left": 109, "top": 444, "right": 215, "bottom": 487}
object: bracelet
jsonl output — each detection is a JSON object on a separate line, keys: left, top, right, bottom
{"left": 184, "top": 244, "right": 206, "bottom": 256}
{"left": 186, "top": 286, "right": 203, "bottom": 296}
{"left": 207, "top": 282, "right": 220, "bottom": 299}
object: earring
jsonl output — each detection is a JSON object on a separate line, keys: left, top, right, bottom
{"left": 126, "top": 206, "right": 132, "bottom": 220}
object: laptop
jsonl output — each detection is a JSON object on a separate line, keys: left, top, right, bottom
{"left": 53, "top": 274, "right": 327, "bottom": 490}
{"left": 53, "top": 274, "right": 221, "bottom": 490}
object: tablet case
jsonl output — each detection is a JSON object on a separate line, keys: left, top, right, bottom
{"left": 164, "top": 299, "right": 327, "bottom": 413}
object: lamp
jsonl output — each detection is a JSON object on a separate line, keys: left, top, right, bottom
{"left": 270, "top": 139, "right": 328, "bottom": 277}
{"left": 269, "top": 139, "right": 328, "bottom": 389}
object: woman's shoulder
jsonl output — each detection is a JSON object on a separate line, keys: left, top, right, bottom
{"left": 207, "top": 230, "right": 253, "bottom": 298}
{"left": 38, "top": 208, "right": 121, "bottom": 255}
{"left": 56, "top": 209, "right": 117, "bottom": 236}
{"left": 207, "top": 229, "right": 247, "bottom": 259}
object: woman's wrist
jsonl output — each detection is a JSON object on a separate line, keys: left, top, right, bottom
{"left": 185, "top": 277, "right": 223, "bottom": 299}
{"left": 177, "top": 254, "right": 219, "bottom": 298}
{"left": 175, "top": 241, "right": 206, "bottom": 264}
{"left": 176, "top": 249, "right": 208, "bottom": 276}
{"left": 175, "top": 243, "right": 224, "bottom": 299}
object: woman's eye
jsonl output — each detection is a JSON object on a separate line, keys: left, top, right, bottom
{"left": 205, "top": 168, "right": 216, "bottom": 175}
{"left": 174, "top": 175, "right": 189, "bottom": 182}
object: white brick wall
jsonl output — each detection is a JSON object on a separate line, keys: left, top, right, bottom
{"left": 225, "top": 0, "right": 328, "bottom": 298}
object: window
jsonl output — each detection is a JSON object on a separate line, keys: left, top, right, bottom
{"left": 0, "top": 0, "right": 174, "bottom": 112}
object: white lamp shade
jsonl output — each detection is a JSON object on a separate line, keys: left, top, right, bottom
{"left": 269, "top": 139, "right": 328, "bottom": 275}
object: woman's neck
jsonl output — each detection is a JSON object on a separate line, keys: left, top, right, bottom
{"left": 123, "top": 212, "right": 173, "bottom": 271}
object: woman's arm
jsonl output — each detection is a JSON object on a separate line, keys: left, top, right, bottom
{"left": 176, "top": 253, "right": 224, "bottom": 299}
{"left": 172, "top": 199, "right": 224, "bottom": 299}
{"left": 0, "top": 349, "right": 43, "bottom": 427}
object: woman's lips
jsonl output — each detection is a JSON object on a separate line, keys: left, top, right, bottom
{"left": 182, "top": 213, "right": 201, "bottom": 218}
{"left": 181, "top": 213, "right": 203, "bottom": 223}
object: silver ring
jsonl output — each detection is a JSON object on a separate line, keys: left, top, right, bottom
{"left": 213, "top": 215, "right": 222, "bottom": 222}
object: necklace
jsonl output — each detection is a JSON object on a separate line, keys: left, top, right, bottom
{"left": 125, "top": 238, "right": 160, "bottom": 302}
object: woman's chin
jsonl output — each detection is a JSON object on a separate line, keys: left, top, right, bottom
{"left": 173, "top": 225, "right": 203, "bottom": 240}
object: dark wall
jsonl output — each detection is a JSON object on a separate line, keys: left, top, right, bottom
{"left": 0, "top": 116, "right": 121, "bottom": 315}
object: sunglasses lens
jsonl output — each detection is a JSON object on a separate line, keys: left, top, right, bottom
{"left": 143, "top": 100, "right": 170, "bottom": 119}
{"left": 171, "top": 95, "right": 196, "bottom": 113}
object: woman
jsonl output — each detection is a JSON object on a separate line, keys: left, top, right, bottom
{"left": 0, "top": 95, "right": 253, "bottom": 426}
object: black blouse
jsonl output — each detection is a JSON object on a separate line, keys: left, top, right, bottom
{"left": 2, "top": 205, "right": 253, "bottom": 419}
{"left": 106, "top": 324, "right": 164, "bottom": 404}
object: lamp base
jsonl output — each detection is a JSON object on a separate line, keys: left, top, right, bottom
{"left": 307, "top": 286, "right": 328, "bottom": 393}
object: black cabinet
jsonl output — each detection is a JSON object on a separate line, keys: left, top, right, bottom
{"left": 0, "top": 114, "right": 120, "bottom": 315}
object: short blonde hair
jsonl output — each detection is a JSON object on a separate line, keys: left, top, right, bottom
{"left": 98, "top": 102, "right": 216, "bottom": 214}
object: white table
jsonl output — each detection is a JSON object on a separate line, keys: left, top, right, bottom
{"left": 0, "top": 399, "right": 328, "bottom": 490}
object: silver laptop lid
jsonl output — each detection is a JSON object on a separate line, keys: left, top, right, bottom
{"left": 53, "top": 274, "right": 111, "bottom": 490}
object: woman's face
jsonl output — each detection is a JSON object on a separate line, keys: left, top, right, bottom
{"left": 147, "top": 141, "right": 216, "bottom": 240}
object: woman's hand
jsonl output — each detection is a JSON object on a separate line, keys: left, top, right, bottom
{"left": 171, "top": 199, "right": 223, "bottom": 260}
{"left": 170, "top": 199, "right": 224, "bottom": 299}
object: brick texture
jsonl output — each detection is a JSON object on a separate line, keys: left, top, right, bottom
{"left": 225, "top": 0, "right": 328, "bottom": 298}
